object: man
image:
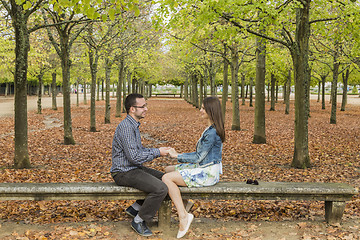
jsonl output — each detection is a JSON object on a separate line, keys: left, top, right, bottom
{"left": 110, "top": 93, "right": 169, "bottom": 236}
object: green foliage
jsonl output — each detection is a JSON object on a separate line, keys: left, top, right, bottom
{"left": 352, "top": 86, "right": 358, "bottom": 94}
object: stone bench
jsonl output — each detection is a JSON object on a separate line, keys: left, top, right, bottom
{"left": 0, "top": 181, "right": 357, "bottom": 234}
{"left": 154, "top": 93, "right": 177, "bottom": 97}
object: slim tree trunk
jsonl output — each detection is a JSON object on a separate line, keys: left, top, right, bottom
{"left": 230, "top": 46, "right": 240, "bottom": 130}
{"left": 97, "top": 78, "right": 100, "bottom": 101}
{"left": 340, "top": 69, "right": 349, "bottom": 111}
{"left": 101, "top": 78, "right": 104, "bottom": 100}
{"left": 37, "top": 74, "right": 43, "bottom": 114}
{"left": 12, "top": 4, "right": 31, "bottom": 168}
{"left": 253, "top": 35, "right": 266, "bottom": 143}
{"left": 317, "top": 80, "right": 320, "bottom": 102}
{"left": 221, "top": 46, "right": 229, "bottom": 119}
{"left": 321, "top": 75, "right": 326, "bottom": 109}
{"left": 270, "top": 73, "right": 275, "bottom": 111}
{"left": 285, "top": 69, "right": 291, "bottom": 115}
{"left": 76, "top": 79, "right": 79, "bottom": 107}
{"left": 330, "top": 45, "right": 339, "bottom": 124}
{"left": 249, "top": 77, "right": 253, "bottom": 107}
{"left": 291, "top": 2, "right": 311, "bottom": 169}
{"left": 122, "top": 68, "right": 127, "bottom": 113}
{"left": 52, "top": 72, "right": 57, "bottom": 110}
{"left": 104, "top": 58, "right": 111, "bottom": 123}
{"left": 184, "top": 79, "right": 188, "bottom": 101}
{"left": 199, "top": 72, "right": 204, "bottom": 108}
{"left": 116, "top": 58, "right": 124, "bottom": 117}
{"left": 60, "top": 46, "right": 75, "bottom": 145}
{"left": 241, "top": 73, "right": 245, "bottom": 105}
{"left": 83, "top": 81, "right": 87, "bottom": 105}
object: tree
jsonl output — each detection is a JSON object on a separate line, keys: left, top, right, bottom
{"left": 0, "top": 0, "right": 141, "bottom": 168}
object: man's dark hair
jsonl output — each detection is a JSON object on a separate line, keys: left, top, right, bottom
{"left": 125, "top": 93, "right": 144, "bottom": 114}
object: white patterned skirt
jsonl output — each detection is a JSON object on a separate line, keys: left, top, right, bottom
{"left": 175, "top": 163, "right": 222, "bottom": 188}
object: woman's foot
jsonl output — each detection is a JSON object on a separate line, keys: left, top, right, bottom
{"left": 177, "top": 213, "right": 194, "bottom": 238}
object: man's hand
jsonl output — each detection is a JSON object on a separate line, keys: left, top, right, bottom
{"left": 159, "top": 147, "right": 171, "bottom": 156}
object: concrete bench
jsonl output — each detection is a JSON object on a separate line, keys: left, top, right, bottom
{"left": 154, "top": 93, "right": 177, "bottom": 97}
{"left": 0, "top": 181, "right": 357, "bottom": 234}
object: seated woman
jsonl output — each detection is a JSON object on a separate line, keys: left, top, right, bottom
{"left": 162, "top": 96, "right": 225, "bottom": 238}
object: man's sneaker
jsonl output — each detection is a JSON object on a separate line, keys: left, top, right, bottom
{"left": 131, "top": 219, "right": 152, "bottom": 237}
{"left": 125, "top": 206, "right": 138, "bottom": 218}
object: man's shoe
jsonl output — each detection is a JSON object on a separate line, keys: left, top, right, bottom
{"left": 131, "top": 220, "right": 153, "bottom": 237}
{"left": 125, "top": 206, "right": 138, "bottom": 218}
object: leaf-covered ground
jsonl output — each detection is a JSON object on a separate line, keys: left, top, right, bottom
{"left": 0, "top": 97, "right": 359, "bottom": 239}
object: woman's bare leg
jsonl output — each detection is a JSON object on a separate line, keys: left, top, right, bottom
{"left": 164, "top": 165, "right": 176, "bottom": 173}
{"left": 162, "top": 171, "right": 190, "bottom": 231}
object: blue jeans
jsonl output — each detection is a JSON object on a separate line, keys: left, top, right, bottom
{"left": 112, "top": 166, "right": 168, "bottom": 222}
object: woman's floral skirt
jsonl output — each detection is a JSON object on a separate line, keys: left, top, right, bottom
{"left": 175, "top": 163, "right": 221, "bottom": 188}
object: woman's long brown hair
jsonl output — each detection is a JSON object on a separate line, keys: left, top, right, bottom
{"left": 203, "top": 96, "right": 225, "bottom": 142}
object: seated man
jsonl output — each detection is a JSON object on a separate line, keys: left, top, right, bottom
{"left": 110, "top": 93, "right": 170, "bottom": 236}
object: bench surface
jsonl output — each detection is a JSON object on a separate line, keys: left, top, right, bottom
{"left": 0, "top": 181, "right": 357, "bottom": 201}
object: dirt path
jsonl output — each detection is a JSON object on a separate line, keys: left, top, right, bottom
{"left": 1, "top": 217, "right": 359, "bottom": 239}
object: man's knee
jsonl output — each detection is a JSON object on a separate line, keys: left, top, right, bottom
{"left": 156, "top": 182, "right": 168, "bottom": 198}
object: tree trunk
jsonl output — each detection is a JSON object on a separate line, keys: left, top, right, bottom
{"left": 101, "top": 78, "right": 104, "bottom": 100}
{"left": 241, "top": 73, "right": 245, "bottom": 105}
{"left": 89, "top": 47, "right": 98, "bottom": 132}
{"left": 249, "top": 77, "right": 253, "bottom": 107}
{"left": 76, "top": 79, "right": 79, "bottom": 107}
{"left": 12, "top": 4, "right": 31, "bottom": 168}
{"left": 340, "top": 69, "right": 349, "bottom": 111}
{"left": 116, "top": 58, "right": 124, "bottom": 117}
{"left": 317, "top": 80, "right": 320, "bottom": 102}
{"left": 230, "top": 46, "right": 240, "bottom": 130}
{"left": 104, "top": 58, "right": 111, "bottom": 123}
{"left": 321, "top": 75, "right": 326, "bottom": 109}
{"left": 199, "top": 72, "right": 204, "bottom": 108}
{"left": 270, "top": 73, "right": 275, "bottom": 111}
{"left": 37, "top": 74, "right": 43, "bottom": 114}
{"left": 192, "top": 73, "right": 199, "bottom": 108}
{"left": 52, "top": 72, "right": 57, "bottom": 110}
{"left": 285, "top": 69, "right": 291, "bottom": 115}
{"left": 221, "top": 47, "right": 229, "bottom": 120}
{"left": 253, "top": 35, "right": 266, "bottom": 143}
{"left": 97, "top": 78, "right": 100, "bottom": 101}
{"left": 122, "top": 68, "right": 127, "bottom": 113}
{"left": 60, "top": 43, "right": 75, "bottom": 145}
{"left": 184, "top": 79, "right": 188, "bottom": 101}
{"left": 291, "top": 1, "right": 311, "bottom": 169}
{"left": 330, "top": 44, "right": 339, "bottom": 124}
{"left": 83, "top": 81, "right": 87, "bottom": 105}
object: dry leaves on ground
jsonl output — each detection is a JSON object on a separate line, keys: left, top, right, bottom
{"left": 0, "top": 97, "right": 359, "bottom": 239}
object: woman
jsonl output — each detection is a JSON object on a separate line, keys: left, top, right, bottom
{"left": 162, "top": 96, "right": 225, "bottom": 238}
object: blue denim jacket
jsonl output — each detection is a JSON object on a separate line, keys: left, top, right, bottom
{"left": 177, "top": 125, "right": 222, "bottom": 166}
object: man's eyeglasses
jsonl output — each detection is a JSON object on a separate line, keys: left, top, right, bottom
{"left": 132, "top": 104, "right": 148, "bottom": 109}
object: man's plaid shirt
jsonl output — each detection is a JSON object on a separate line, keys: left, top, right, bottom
{"left": 110, "top": 115, "right": 160, "bottom": 174}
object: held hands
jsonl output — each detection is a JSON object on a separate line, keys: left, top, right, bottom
{"left": 159, "top": 147, "right": 171, "bottom": 156}
{"left": 168, "top": 148, "right": 179, "bottom": 159}
{"left": 159, "top": 147, "right": 179, "bottom": 158}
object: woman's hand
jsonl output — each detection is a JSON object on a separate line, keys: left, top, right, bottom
{"left": 169, "top": 148, "right": 179, "bottom": 159}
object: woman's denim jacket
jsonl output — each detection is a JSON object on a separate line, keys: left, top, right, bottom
{"left": 177, "top": 125, "right": 222, "bottom": 166}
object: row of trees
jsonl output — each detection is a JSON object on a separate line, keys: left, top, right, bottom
{"left": 1, "top": 1, "right": 359, "bottom": 170}
{"left": 154, "top": 0, "right": 360, "bottom": 169}
{"left": 0, "top": 0, "right": 166, "bottom": 169}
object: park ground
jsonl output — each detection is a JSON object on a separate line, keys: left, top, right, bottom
{"left": 0, "top": 95, "right": 359, "bottom": 239}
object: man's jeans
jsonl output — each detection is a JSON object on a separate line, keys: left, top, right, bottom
{"left": 113, "top": 166, "right": 168, "bottom": 222}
